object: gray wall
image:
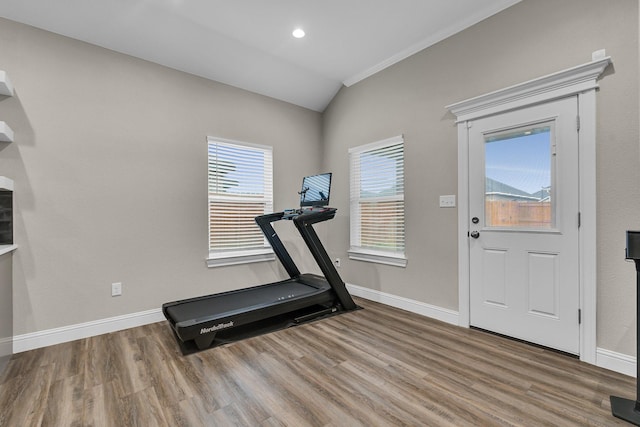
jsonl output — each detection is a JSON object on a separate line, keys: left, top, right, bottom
{"left": 322, "top": 0, "right": 640, "bottom": 356}
{"left": 0, "top": 17, "right": 324, "bottom": 335}
{"left": 1, "top": 0, "right": 639, "bottom": 359}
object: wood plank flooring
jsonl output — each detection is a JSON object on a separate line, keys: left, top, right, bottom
{"left": 0, "top": 298, "right": 635, "bottom": 426}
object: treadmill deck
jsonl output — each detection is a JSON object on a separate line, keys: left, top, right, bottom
{"left": 163, "top": 274, "right": 333, "bottom": 328}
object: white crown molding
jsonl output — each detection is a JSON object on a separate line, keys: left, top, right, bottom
{"left": 343, "top": 0, "right": 523, "bottom": 87}
{"left": 446, "top": 57, "right": 612, "bottom": 122}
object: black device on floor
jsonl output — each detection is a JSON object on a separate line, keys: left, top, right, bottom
{"left": 610, "top": 230, "right": 640, "bottom": 425}
{"left": 162, "top": 173, "right": 357, "bottom": 353}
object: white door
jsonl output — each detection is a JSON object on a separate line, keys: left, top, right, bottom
{"left": 469, "top": 96, "right": 580, "bottom": 355}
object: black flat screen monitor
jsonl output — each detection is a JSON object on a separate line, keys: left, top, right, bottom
{"left": 299, "top": 173, "right": 332, "bottom": 208}
{"left": 626, "top": 231, "right": 640, "bottom": 260}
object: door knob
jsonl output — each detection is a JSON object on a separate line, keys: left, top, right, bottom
{"left": 470, "top": 231, "right": 480, "bottom": 239}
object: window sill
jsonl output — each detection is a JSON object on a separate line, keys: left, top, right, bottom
{"left": 207, "top": 248, "right": 275, "bottom": 268}
{"left": 348, "top": 248, "right": 407, "bottom": 268}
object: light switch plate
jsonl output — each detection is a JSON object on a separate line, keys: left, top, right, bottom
{"left": 439, "top": 195, "right": 456, "bottom": 208}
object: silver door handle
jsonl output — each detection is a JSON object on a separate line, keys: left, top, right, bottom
{"left": 470, "top": 231, "right": 480, "bottom": 239}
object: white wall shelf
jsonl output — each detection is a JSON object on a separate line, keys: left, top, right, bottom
{"left": 0, "top": 245, "right": 16, "bottom": 257}
{"left": 0, "top": 71, "right": 14, "bottom": 143}
{"left": 0, "top": 71, "right": 13, "bottom": 97}
{"left": 0, "top": 176, "right": 14, "bottom": 192}
{"left": 0, "top": 122, "right": 13, "bottom": 143}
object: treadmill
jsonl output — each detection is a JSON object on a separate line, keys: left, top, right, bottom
{"left": 162, "top": 173, "right": 358, "bottom": 353}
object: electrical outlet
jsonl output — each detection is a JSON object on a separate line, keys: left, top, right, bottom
{"left": 334, "top": 258, "right": 341, "bottom": 268}
{"left": 111, "top": 282, "right": 122, "bottom": 297}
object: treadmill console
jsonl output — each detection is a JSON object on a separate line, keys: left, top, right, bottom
{"left": 282, "top": 209, "right": 299, "bottom": 220}
{"left": 282, "top": 207, "right": 332, "bottom": 220}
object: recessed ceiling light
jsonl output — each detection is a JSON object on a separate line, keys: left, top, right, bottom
{"left": 292, "top": 28, "right": 305, "bottom": 39}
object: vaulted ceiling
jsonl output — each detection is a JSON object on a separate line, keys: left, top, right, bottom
{"left": 0, "top": 0, "right": 521, "bottom": 111}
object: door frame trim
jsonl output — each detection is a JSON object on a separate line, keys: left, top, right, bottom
{"left": 446, "top": 56, "right": 611, "bottom": 364}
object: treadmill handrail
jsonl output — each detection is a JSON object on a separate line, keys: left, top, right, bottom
{"left": 293, "top": 209, "right": 357, "bottom": 311}
{"left": 255, "top": 207, "right": 357, "bottom": 311}
{"left": 255, "top": 212, "right": 300, "bottom": 278}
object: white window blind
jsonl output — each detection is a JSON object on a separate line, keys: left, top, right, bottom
{"left": 349, "top": 135, "right": 406, "bottom": 267}
{"left": 207, "top": 137, "right": 273, "bottom": 267}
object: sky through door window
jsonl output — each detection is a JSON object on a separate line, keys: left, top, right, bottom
{"left": 484, "top": 123, "right": 554, "bottom": 229}
{"left": 207, "top": 137, "right": 273, "bottom": 267}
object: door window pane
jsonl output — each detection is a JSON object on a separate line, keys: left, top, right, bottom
{"left": 484, "top": 124, "right": 554, "bottom": 229}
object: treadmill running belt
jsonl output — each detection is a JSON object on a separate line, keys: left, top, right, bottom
{"left": 165, "top": 280, "right": 325, "bottom": 323}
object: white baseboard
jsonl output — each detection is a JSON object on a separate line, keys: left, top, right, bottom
{"left": 346, "top": 283, "right": 637, "bottom": 378}
{"left": 346, "top": 283, "right": 459, "bottom": 326}
{"left": 596, "top": 347, "right": 636, "bottom": 377}
{"left": 7, "top": 287, "right": 637, "bottom": 379}
{"left": 13, "top": 308, "right": 165, "bottom": 353}
{"left": 11, "top": 284, "right": 460, "bottom": 354}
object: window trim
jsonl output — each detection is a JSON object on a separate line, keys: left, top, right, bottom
{"left": 206, "top": 136, "right": 274, "bottom": 268}
{"left": 206, "top": 248, "right": 275, "bottom": 268}
{"left": 348, "top": 248, "right": 407, "bottom": 267}
{"left": 349, "top": 135, "right": 407, "bottom": 267}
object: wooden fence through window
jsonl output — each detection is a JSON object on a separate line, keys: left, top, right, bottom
{"left": 486, "top": 200, "right": 552, "bottom": 228}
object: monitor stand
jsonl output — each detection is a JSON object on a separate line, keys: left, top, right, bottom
{"left": 610, "top": 254, "right": 640, "bottom": 425}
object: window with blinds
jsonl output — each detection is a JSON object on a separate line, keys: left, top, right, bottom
{"left": 349, "top": 135, "right": 407, "bottom": 267}
{"left": 207, "top": 137, "right": 274, "bottom": 267}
